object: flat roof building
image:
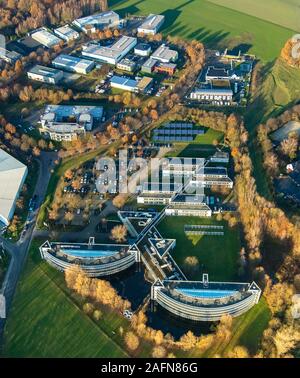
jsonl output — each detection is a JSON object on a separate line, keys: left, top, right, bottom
{"left": 27, "top": 65, "right": 64, "bottom": 84}
{"left": 116, "top": 57, "right": 137, "bottom": 72}
{"left": 134, "top": 43, "right": 151, "bottom": 57}
{"left": 154, "top": 62, "right": 177, "bottom": 76}
{"left": 54, "top": 25, "right": 80, "bottom": 42}
{"left": 141, "top": 58, "right": 158, "bottom": 73}
{"left": 110, "top": 75, "right": 138, "bottom": 92}
{"left": 39, "top": 105, "right": 103, "bottom": 141}
{"left": 30, "top": 27, "right": 62, "bottom": 48}
{"left": 52, "top": 54, "right": 95, "bottom": 74}
{"left": 137, "top": 14, "right": 165, "bottom": 35}
{"left": 0, "top": 149, "right": 28, "bottom": 228}
{"left": 151, "top": 44, "right": 178, "bottom": 63}
{"left": 73, "top": 11, "right": 120, "bottom": 33}
{"left": 190, "top": 87, "right": 233, "bottom": 106}
{"left": 206, "top": 66, "right": 230, "bottom": 81}
{"left": 136, "top": 76, "right": 153, "bottom": 93}
{"left": 0, "top": 47, "right": 22, "bottom": 64}
{"left": 82, "top": 36, "right": 137, "bottom": 65}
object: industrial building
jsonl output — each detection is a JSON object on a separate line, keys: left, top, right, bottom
{"left": 82, "top": 36, "right": 137, "bottom": 65}
{"left": 73, "top": 10, "right": 120, "bottom": 33}
{"left": 54, "top": 25, "right": 80, "bottom": 42}
{"left": 30, "top": 27, "right": 62, "bottom": 48}
{"left": 141, "top": 58, "right": 158, "bottom": 73}
{"left": 116, "top": 57, "right": 137, "bottom": 72}
{"left": 134, "top": 43, "right": 151, "bottom": 56}
{"left": 39, "top": 105, "right": 103, "bottom": 141}
{"left": 151, "top": 44, "right": 178, "bottom": 63}
{"left": 190, "top": 87, "right": 233, "bottom": 106}
{"left": 206, "top": 66, "right": 230, "bottom": 81}
{"left": 0, "top": 47, "right": 22, "bottom": 64}
{"left": 27, "top": 65, "right": 64, "bottom": 84}
{"left": 136, "top": 76, "right": 153, "bottom": 93}
{"left": 154, "top": 62, "right": 177, "bottom": 76}
{"left": 0, "top": 149, "right": 28, "bottom": 229}
{"left": 137, "top": 14, "right": 165, "bottom": 35}
{"left": 110, "top": 75, "right": 138, "bottom": 92}
{"left": 52, "top": 54, "right": 95, "bottom": 74}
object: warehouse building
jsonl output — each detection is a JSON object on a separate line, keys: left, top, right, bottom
{"left": 52, "top": 54, "right": 95, "bottom": 74}
{"left": 134, "top": 43, "right": 151, "bottom": 56}
{"left": 82, "top": 36, "right": 137, "bottom": 65}
{"left": 54, "top": 25, "right": 80, "bottom": 42}
{"left": 0, "top": 149, "right": 28, "bottom": 229}
{"left": 151, "top": 44, "right": 178, "bottom": 63}
{"left": 27, "top": 65, "right": 64, "bottom": 84}
{"left": 110, "top": 75, "right": 138, "bottom": 92}
{"left": 137, "top": 14, "right": 165, "bottom": 35}
{"left": 73, "top": 10, "right": 120, "bottom": 33}
{"left": 0, "top": 47, "right": 22, "bottom": 64}
{"left": 39, "top": 105, "right": 103, "bottom": 141}
{"left": 30, "top": 27, "right": 62, "bottom": 48}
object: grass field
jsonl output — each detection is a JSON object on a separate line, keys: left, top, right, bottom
{"left": 3, "top": 240, "right": 130, "bottom": 358}
{"left": 157, "top": 216, "right": 240, "bottom": 281}
{"left": 110, "top": 0, "right": 296, "bottom": 62}
{"left": 207, "top": 0, "right": 300, "bottom": 32}
{"left": 200, "top": 298, "right": 271, "bottom": 357}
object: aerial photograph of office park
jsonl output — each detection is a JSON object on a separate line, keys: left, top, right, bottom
{"left": 0, "top": 0, "right": 300, "bottom": 366}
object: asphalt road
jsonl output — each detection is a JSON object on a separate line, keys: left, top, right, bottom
{"left": 0, "top": 151, "right": 57, "bottom": 350}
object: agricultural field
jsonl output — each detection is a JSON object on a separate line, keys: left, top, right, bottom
{"left": 157, "top": 216, "right": 240, "bottom": 282}
{"left": 207, "top": 0, "right": 300, "bottom": 32}
{"left": 110, "top": 0, "right": 296, "bottom": 62}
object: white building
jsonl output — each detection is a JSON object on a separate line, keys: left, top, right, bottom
{"left": 137, "top": 14, "right": 165, "bottom": 35}
{"left": 110, "top": 75, "right": 138, "bottom": 92}
{"left": 54, "top": 25, "right": 80, "bottom": 42}
{"left": 30, "top": 27, "right": 62, "bottom": 48}
{"left": 73, "top": 10, "right": 120, "bottom": 33}
{"left": 0, "top": 149, "right": 28, "bottom": 228}
{"left": 190, "top": 88, "right": 233, "bottom": 106}
{"left": 27, "top": 65, "right": 64, "bottom": 84}
{"left": 52, "top": 54, "right": 95, "bottom": 74}
{"left": 39, "top": 105, "right": 103, "bottom": 141}
{"left": 151, "top": 44, "right": 178, "bottom": 63}
{"left": 134, "top": 43, "right": 151, "bottom": 57}
{"left": 82, "top": 36, "right": 137, "bottom": 65}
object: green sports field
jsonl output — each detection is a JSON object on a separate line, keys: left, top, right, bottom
{"left": 110, "top": 0, "right": 297, "bottom": 62}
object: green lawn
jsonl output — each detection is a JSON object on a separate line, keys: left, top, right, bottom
{"left": 3, "top": 240, "right": 129, "bottom": 358}
{"left": 110, "top": 0, "right": 296, "bottom": 62}
{"left": 188, "top": 298, "right": 270, "bottom": 357}
{"left": 157, "top": 216, "right": 240, "bottom": 281}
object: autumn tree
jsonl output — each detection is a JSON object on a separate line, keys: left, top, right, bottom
{"left": 110, "top": 224, "right": 127, "bottom": 243}
{"left": 124, "top": 332, "right": 139, "bottom": 351}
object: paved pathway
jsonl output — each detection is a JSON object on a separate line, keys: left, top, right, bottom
{"left": 0, "top": 151, "right": 57, "bottom": 349}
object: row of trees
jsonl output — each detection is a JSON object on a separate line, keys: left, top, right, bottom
{"left": 0, "top": 0, "right": 107, "bottom": 36}
{"left": 181, "top": 105, "right": 300, "bottom": 357}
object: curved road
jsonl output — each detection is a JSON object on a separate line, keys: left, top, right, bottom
{"left": 0, "top": 151, "right": 57, "bottom": 349}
